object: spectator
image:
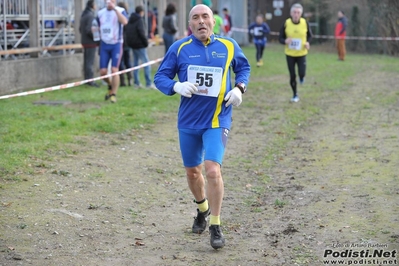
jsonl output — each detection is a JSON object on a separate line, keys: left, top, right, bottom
{"left": 335, "top": 10, "right": 347, "bottom": 61}
{"left": 125, "top": 5, "right": 155, "bottom": 89}
{"left": 152, "top": 6, "right": 159, "bottom": 36}
{"left": 147, "top": 1, "right": 157, "bottom": 39}
{"left": 222, "top": 7, "right": 232, "bottom": 37}
{"left": 79, "top": 0, "right": 99, "bottom": 87}
{"left": 162, "top": 3, "right": 178, "bottom": 54}
{"left": 117, "top": 1, "right": 132, "bottom": 87}
{"left": 5, "top": 20, "right": 14, "bottom": 30}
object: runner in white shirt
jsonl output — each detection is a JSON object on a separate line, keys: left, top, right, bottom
{"left": 97, "top": 0, "right": 128, "bottom": 103}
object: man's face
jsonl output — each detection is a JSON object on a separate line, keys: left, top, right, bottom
{"left": 291, "top": 8, "right": 302, "bottom": 22}
{"left": 106, "top": 0, "right": 116, "bottom": 10}
{"left": 189, "top": 5, "right": 215, "bottom": 42}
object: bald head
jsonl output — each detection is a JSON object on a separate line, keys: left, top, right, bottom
{"left": 189, "top": 4, "right": 213, "bottom": 21}
{"left": 188, "top": 4, "right": 216, "bottom": 43}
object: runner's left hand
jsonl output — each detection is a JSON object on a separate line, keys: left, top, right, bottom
{"left": 224, "top": 87, "right": 242, "bottom": 107}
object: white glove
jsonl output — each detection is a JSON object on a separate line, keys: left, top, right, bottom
{"left": 224, "top": 87, "right": 242, "bottom": 107}
{"left": 173, "top": 82, "right": 198, "bottom": 98}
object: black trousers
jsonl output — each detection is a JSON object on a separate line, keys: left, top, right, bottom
{"left": 83, "top": 47, "right": 97, "bottom": 80}
{"left": 255, "top": 43, "right": 265, "bottom": 62}
{"left": 286, "top": 55, "right": 306, "bottom": 97}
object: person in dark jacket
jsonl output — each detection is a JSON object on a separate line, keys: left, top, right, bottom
{"left": 126, "top": 5, "right": 154, "bottom": 89}
{"left": 117, "top": 2, "right": 132, "bottom": 87}
{"left": 162, "top": 3, "right": 178, "bottom": 54}
{"left": 79, "top": 0, "right": 99, "bottom": 87}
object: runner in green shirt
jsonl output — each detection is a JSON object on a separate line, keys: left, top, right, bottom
{"left": 191, "top": 0, "right": 212, "bottom": 8}
{"left": 213, "top": 10, "right": 224, "bottom": 35}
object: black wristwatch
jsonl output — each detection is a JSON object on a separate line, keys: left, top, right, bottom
{"left": 235, "top": 83, "right": 246, "bottom": 94}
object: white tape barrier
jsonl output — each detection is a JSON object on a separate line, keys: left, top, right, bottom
{"left": 0, "top": 57, "right": 164, "bottom": 100}
{"left": 232, "top": 27, "right": 399, "bottom": 41}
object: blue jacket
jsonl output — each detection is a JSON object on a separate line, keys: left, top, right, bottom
{"left": 248, "top": 22, "right": 270, "bottom": 40}
{"left": 154, "top": 34, "right": 250, "bottom": 130}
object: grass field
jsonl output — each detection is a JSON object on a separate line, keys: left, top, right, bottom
{"left": 1, "top": 43, "right": 398, "bottom": 265}
{"left": 1, "top": 43, "right": 398, "bottom": 178}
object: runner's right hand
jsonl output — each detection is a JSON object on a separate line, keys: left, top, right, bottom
{"left": 173, "top": 82, "right": 198, "bottom": 98}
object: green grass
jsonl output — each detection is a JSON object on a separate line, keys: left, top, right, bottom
{"left": 0, "top": 44, "right": 397, "bottom": 179}
{"left": 0, "top": 79, "right": 179, "bottom": 177}
{"left": 274, "top": 198, "right": 287, "bottom": 208}
{"left": 244, "top": 42, "right": 398, "bottom": 169}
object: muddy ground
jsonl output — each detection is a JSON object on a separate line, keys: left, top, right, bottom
{"left": 1, "top": 54, "right": 398, "bottom": 266}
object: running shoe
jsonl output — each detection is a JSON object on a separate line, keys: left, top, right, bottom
{"left": 209, "top": 225, "right": 225, "bottom": 249}
{"left": 88, "top": 82, "right": 99, "bottom": 87}
{"left": 192, "top": 208, "right": 210, "bottom": 234}
{"left": 105, "top": 85, "right": 112, "bottom": 101}
{"left": 290, "top": 96, "right": 300, "bottom": 103}
{"left": 110, "top": 94, "right": 117, "bottom": 103}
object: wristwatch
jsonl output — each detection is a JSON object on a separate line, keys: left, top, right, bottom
{"left": 235, "top": 83, "right": 246, "bottom": 94}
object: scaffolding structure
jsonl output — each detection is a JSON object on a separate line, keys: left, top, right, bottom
{"left": 1, "top": 0, "right": 76, "bottom": 59}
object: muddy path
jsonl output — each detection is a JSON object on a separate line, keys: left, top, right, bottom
{"left": 1, "top": 55, "right": 398, "bottom": 265}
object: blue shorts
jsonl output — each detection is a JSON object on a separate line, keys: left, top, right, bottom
{"left": 99, "top": 41, "right": 123, "bottom": 69}
{"left": 178, "top": 128, "right": 229, "bottom": 167}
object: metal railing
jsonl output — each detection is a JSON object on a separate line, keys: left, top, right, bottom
{"left": 1, "top": 0, "right": 73, "bottom": 17}
{"left": 0, "top": 0, "right": 143, "bottom": 59}
{"left": 1, "top": 0, "right": 75, "bottom": 58}
{"left": 0, "top": 26, "right": 75, "bottom": 60}
{"left": 1, "top": 0, "right": 29, "bottom": 17}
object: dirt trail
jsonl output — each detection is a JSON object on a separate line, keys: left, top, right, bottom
{"left": 1, "top": 63, "right": 398, "bottom": 265}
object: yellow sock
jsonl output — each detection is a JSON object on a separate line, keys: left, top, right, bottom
{"left": 197, "top": 199, "right": 209, "bottom": 213}
{"left": 209, "top": 215, "right": 220, "bottom": 225}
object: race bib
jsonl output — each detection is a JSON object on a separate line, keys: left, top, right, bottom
{"left": 187, "top": 65, "right": 223, "bottom": 97}
{"left": 288, "top": 38, "right": 302, "bottom": 50}
{"left": 254, "top": 26, "right": 263, "bottom": 37}
{"left": 101, "top": 27, "right": 113, "bottom": 40}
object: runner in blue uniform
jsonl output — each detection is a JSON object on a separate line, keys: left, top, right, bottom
{"left": 248, "top": 14, "right": 270, "bottom": 67}
{"left": 154, "top": 4, "right": 250, "bottom": 250}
